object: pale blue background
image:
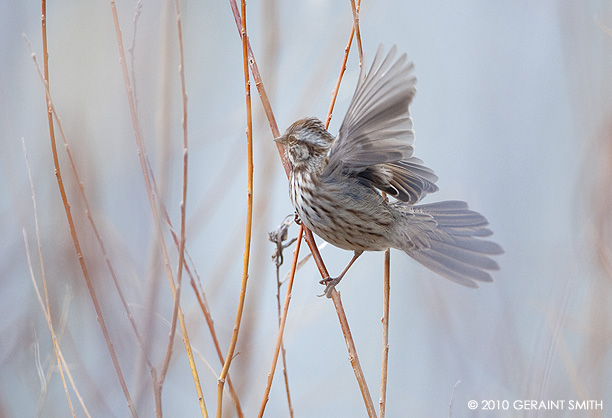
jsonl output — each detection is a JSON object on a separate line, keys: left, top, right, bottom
{"left": 1, "top": 1, "right": 611, "bottom": 417}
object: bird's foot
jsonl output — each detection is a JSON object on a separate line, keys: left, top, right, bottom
{"left": 294, "top": 211, "right": 302, "bottom": 225}
{"left": 318, "top": 276, "right": 342, "bottom": 298}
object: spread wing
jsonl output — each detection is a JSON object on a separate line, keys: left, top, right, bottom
{"left": 323, "top": 45, "right": 437, "bottom": 203}
{"left": 357, "top": 158, "right": 439, "bottom": 204}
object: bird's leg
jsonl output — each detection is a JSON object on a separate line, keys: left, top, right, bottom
{"left": 319, "top": 250, "right": 363, "bottom": 298}
{"left": 294, "top": 211, "right": 302, "bottom": 225}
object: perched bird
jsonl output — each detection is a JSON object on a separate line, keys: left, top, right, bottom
{"left": 275, "top": 45, "right": 503, "bottom": 296}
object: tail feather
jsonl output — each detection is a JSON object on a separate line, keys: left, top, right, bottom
{"left": 427, "top": 239, "right": 500, "bottom": 270}
{"left": 434, "top": 234, "right": 504, "bottom": 255}
{"left": 397, "top": 200, "right": 503, "bottom": 287}
{"left": 411, "top": 250, "right": 492, "bottom": 287}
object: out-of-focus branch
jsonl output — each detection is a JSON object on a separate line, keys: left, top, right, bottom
{"left": 34, "top": 6, "right": 139, "bottom": 413}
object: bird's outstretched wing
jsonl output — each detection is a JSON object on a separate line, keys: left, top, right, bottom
{"left": 323, "top": 45, "right": 437, "bottom": 203}
{"left": 357, "top": 158, "right": 439, "bottom": 204}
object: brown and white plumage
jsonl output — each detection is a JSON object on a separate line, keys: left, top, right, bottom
{"left": 276, "top": 45, "right": 503, "bottom": 290}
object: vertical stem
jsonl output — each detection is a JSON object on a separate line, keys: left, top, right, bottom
{"left": 379, "top": 248, "right": 390, "bottom": 418}
{"left": 325, "top": 0, "right": 361, "bottom": 128}
{"left": 257, "top": 226, "right": 304, "bottom": 417}
{"left": 159, "top": 0, "right": 204, "bottom": 416}
{"left": 217, "top": 0, "right": 254, "bottom": 416}
{"left": 348, "top": 0, "right": 363, "bottom": 65}
{"left": 39, "top": 3, "right": 138, "bottom": 416}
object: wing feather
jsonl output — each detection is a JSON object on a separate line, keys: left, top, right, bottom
{"left": 324, "top": 45, "right": 437, "bottom": 203}
{"left": 358, "top": 159, "right": 439, "bottom": 204}
{"left": 323, "top": 45, "right": 417, "bottom": 175}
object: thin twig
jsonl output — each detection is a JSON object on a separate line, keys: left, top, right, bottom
{"left": 23, "top": 232, "right": 88, "bottom": 418}
{"left": 325, "top": 0, "right": 361, "bottom": 129}
{"left": 217, "top": 0, "right": 254, "bottom": 416}
{"left": 22, "top": 137, "right": 78, "bottom": 418}
{"left": 40, "top": 0, "right": 159, "bottom": 413}
{"left": 159, "top": 0, "right": 190, "bottom": 394}
{"left": 322, "top": 2, "right": 375, "bottom": 415}
{"left": 269, "top": 216, "right": 296, "bottom": 418}
{"left": 125, "top": 3, "right": 165, "bottom": 415}
{"left": 108, "top": 1, "right": 206, "bottom": 415}
{"left": 32, "top": 10, "right": 139, "bottom": 415}
{"left": 227, "top": 0, "right": 284, "bottom": 161}
{"left": 379, "top": 248, "right": 390, "bottom": 418}
{"left": 330, "top": 290, "right": 376, "bottom": 417}
{"left": 154, "top": 178, "right": 244, "bottom": 415}
{"left": 349, "top": 0, "right": 363, "bottom": 66}
{"left": 188, "top": 277, "right": 244, "bottom": 417}
{"left": 128, "top": 0, "right": 144, "bottom": 119}
{"left": 278, "top": 317, "right": 294, "bottom": 417}
{"left": 43, "top": 3, "right": 161, "bottom": 412}
{"left": 228, "top": 1, "right": 375, "bottom": 415}
{"left": 33, "top": 32, "right": 159, "bottom": 403}
{"left": 448, "top": 381, "right": 461, "bottom": 418}
{"left": 282, "top": 241, "right": 327, "bottom": 283}
{"left": 595, "top": 16, "right": 612, "bottom": 38}
{"left": 325, "top": 27, "right": 354, "bottom": 128}
{"left": 257, "top": 226, "right": 304, "bottom": 417}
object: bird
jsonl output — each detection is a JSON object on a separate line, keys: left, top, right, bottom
{"left": 275, "top": 45, "right": 503, "bottom": 297}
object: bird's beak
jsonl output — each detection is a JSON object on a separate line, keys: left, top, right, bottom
{"left": 274, "top": 135, "right": 288, "bottom": 145}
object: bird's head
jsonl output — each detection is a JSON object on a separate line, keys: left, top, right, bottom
{"left": 275, "top": 117, "right": 334, "bottom": 171}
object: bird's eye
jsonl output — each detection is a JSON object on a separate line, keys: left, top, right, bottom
{"left": 288, "top": 135, "right": 297, "bottom": 145}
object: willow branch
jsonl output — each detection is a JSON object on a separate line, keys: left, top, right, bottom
{"left": 325, "top": 0, "right": 361, "bottom": 128}
{"left": 159, "top": 0, "right": 191, "bottom": 394}
{"left": 217, "top": 0, "right": 254, "bottom": 416}
{"left": 43, "top": 4, "right": 160, "bottom": 412}
{"left": 108, "top": 1, "right": 205, "bottom": 415}
{"left": 34, "top": 7, "right": 138, "bottom": 415}
{"left": 349, "top": 0, "right": 363, "bottom": 65}
{"left": 379, "top": 248, "right": 390, "bottom": 418}
{"left": 330, "top": 290, "right": 376, "bottom": 417}
{"left": 228, "top": 1, "right": 374, "bottom": 416}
